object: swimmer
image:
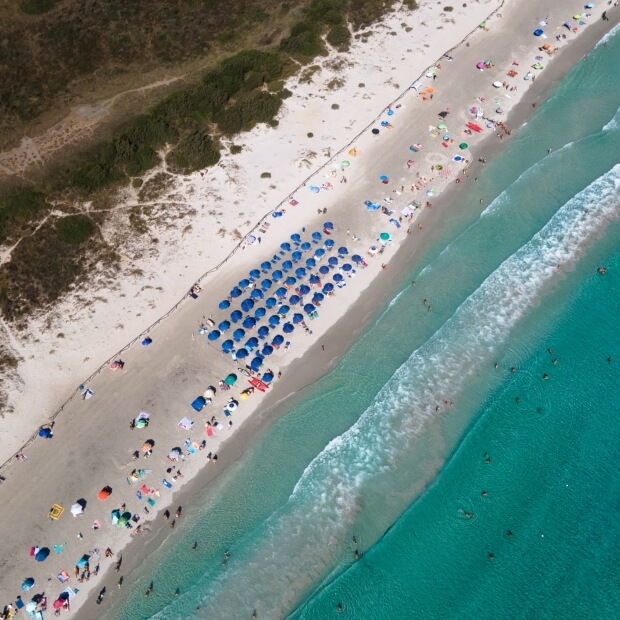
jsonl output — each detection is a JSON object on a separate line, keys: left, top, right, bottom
{"left": 481, "top": 490, "right": 488, "bottom": 498}
{"left": 506, "top": 530, "right": 513, "bottom": 538}
{"left": 608, "top": 357, "right": 613, "bottom": 364}
{"left": 552, "top": 359, "right": 558, "bottom": 365}
{"left": 488, "top": 552, "right": 495, "bottom": 561}
{"left": 511, "top": 367, "right": 517, "bottom": 374}
{"left": 145, "top": 582, "right": 154, "bottom": 597}
{"left": 192, "top": 542, "right": 198, "bottom": 551}
{"left": 354, "top": 549, "right": 361, "bottom": 560}
{"left": 515, "top": 397, "right": 521, "bottom": 404}
{"left": 484, "top": 452, "right": 491, "bottom": 464}
{"left": 175, "top": 506, "right": 182, "bottom": 518}
{"left": 117, "top": 576, "right": 124, "bottom": 588}
{"left": 252, "top": 611, "right": 257, "bottom": 620}
{"left": 494, "top": 363, "right": 499, "bottom": 369}
{"left": 543, "top": 374, "right": 549, "bottom": 380}
{"left": 337, "top": 603, "right": 343, "bottom": 613}
{"left": 174, "top": 588, "right": 180, "bottom": 597}
{"left": 597, "top": 266, "right": 607, "bottom": 275}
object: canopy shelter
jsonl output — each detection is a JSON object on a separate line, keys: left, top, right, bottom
{"left": 70, "top": 500, "right": 86, "bottom": 517}
{"left": 48, "top": 504, "right": 64, "bottom": 520}
{"left": 191, "top": 396, "right": 208, "bottom": 412}
{"left": 97, "top": 486, "right": 112, "bottom": 501}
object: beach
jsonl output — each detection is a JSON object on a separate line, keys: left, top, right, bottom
{"left": 1, "top": 0, "right": 618, "bottom": 617}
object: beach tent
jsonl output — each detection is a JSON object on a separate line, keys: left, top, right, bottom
{"left": 309, "top": 274, "right": 320, "bottom": 285}
{"left": 304, "top": 303, "right": 315, "bottom": 314}
{"left": 258, "top": 326, "right": 270, "bottom": 339}
{"left": 260, "top": 279, "right": 272, "bottom": 291}
{"left": 301, "top": 242, "right": 311, "bottom": 251}
{"left": 38, "top": 427, "right": 53, "bottom": 439}
{"left": 352, "top": 254, "right": 363, "bottom": 264}
{"left": 313, "top": 292, "right": 325, "bottom": 303}
{"left": 35, "top": 547, "right": 50, "bottom": 562}
{"left": 191, "top": 396, "right": 207, "bottom": 412}
{"left": 338, "top": 247, "right": 348, "bottom": 256}
{"left": 97, "top": 486, "right": 112, "bottom": 501}
{"left": 262, "top": 345, "right": 274, "bottom": 357}
{"left": 230, "top": 287, "right": 242, "bottom": 298}
{"left": 263, "top": 373, "right": 274, "bottom": 384}
{"left": 261, "top": 261, "right": 271, "bottom": 272}
{"left": 224, "top": 374, "right": 237, "bottom": 386}
{"left": 292, "top": 251, "right": 302, "bottom": 263}
{"left": 21, "top": 578, "right": 35, "bottom": 591}
{"left": 70, "top": 502, "right": 84, "bottom": 517}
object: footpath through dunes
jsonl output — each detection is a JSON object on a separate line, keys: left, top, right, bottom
{"left": 0, "top": 0, "right": 617, "bottom": 617}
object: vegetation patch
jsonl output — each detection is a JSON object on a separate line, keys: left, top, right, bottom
{"left": 55, "top": 214, "right": 95, "bottom": 245}
{"left": 0, "top": 189, "right": 49, "bottom": 244}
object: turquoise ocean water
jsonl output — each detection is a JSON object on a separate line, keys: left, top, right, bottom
{"left": 113, "top": 26, "right": 620, "bottom": 620}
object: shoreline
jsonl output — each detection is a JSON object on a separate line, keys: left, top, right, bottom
{"left": 1, "top": 0, "right": 617, "bottom": 617}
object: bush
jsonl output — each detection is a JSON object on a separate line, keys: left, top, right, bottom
{"left": 55, "top": 215, "right": 95, "bottom": 245}
{"left": 327, "top": 25, "right": 352, "bottom": 51}
{"left": 230, "top": 144, "right": 243, "bottom": 154}
{"left": 280, "top": 22, "right": 325, "bottom": 58}
{"left": 215, "top": 91, "right": 282, "bottom": 135}
{"left": 167, "top": 130, "right": 221, "bottom": 174}
{"left": 19, "top": 0, "right": 59, "bottom": 15}
{"left": 0, "top": 190, "right": 49, "bottom": 242}
{"left": 444, "top": 6, "right": 454, "bottom": 12}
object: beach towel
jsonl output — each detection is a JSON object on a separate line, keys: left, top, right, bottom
{"left": 57, "top": 571, "right": 70, "bottom": 583}
{"left": 140, "top": 484, "right": 150, "bottom": 494}
{"left": 146, "top": 498, "right": 156, "bottom": 507}
{"left": 163, "top": 479, "right": 173, "bottom": 489}
{"left": 206, "top": 426, "right": 214, "bottom": 437}
{"left": 178, "top": 417, "right": 194, "bottom": 431}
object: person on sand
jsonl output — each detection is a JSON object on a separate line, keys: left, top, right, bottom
{"left": 145, "top": 582, "right": 154, "bottom": 597}
{"left": 175, "top": 506, "right": 182, "bottom": 518}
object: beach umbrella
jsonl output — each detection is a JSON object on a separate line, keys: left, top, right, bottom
{"left": 338, "top": 246, "right": 348, "bottom": 256}
{"left": 241, "top": 299, "right": 254, "bottom": 312}
{"left": 292, "top": 313, "right": 304, "bottom": 324}
{"left": 21, "top": 578, "right": 35, "bottom": 591}
{"left": 261, "top": 261, "right": 271, "bottom": 272}
{"left": 295, "top": 267, "right": 306, "bottom": 279}
{"left": 207, "top": 330, "right": 221, "bottom": 341}
{"left": 533, "top": 29, "right": 544, "bottom": 36}
{"left": 324, "top": 221, "right": 334, "bottom": 230}
{"left": 301, "top": 242, "right": 311, "bottom": 251}
{"left": 265, "top": 297, "right": 277, "bottom": 309}
{"left": 280, "top": 242, "right": 291, "bottom": 252}
{"left": 323, "top": 283, "right": 334, "bottom": 293}
{"left": 275, "top": 287, "right": 287, "bottom": 298}
{"left": 261, "top": 345, "right": 274, "bottom": 357}
{"left": 236, "top": 348, "right": 249, "bottom": 360}
{"left": 292, "top": 251, "right": 302, "bottom": 262}
{"left": 299, "top": 284, "right": 311, "bottom": 296}
{"left": 312, "top": 292, "right": 325, "bottom": 303}
{"left": 304, "top": 303, "right": 316, "bottom": 314}
{"left": 221, "top": 340, "right": 234, "bottom": 353}
{"left": 459, "top": 143, "right": 468, "bottom": 150}
{"left": 238, "top": 278, "right": 250, "bottom": 290}
{"left": 279, "top": 305, "right": 290, "bottom": 316}
{"left": 39, "top": 427, "right": 53, "bottom": 438}
{"left": 218, "top": 320, "right": 230, "bottom": 332}
{"left": 379, "top": 175, "right": 389, "bottom": 184}
{"left": 254, "top": 307, "right": 266, "bottom": 319}
{"left": 35, "top": 548, "right": 50, "bottom": 562}
{"left": 283, "top": 322, "right": 294, "bottom": 334}
{"left": 379, "top": 232, "right": 391, "bottom": 242}
{"left": 218, "top": 300, "right": 230, "bottom": 310}
{"left": 243, "top": 317, "right": 256, "bottom": 329}
{"left": 372, "top": 128, "right": 380, "bottom": 135}
{"left": 250, "top": 289, "right": 264, "bottom": 300}
{"left": 328, "top": 256, "right": 339, "bottom": 266}
{"left": 249, "top": 268, "right": 260, "bottom": 279}
{"left": 289, "top": 294, "right": 301, "bottom": 305}
{"left": 269, "top": 315, "right": 281, "bottom": 327}
{"left": 282, "top": 260, "right": 293, "bottom": 272}
{"left": 285, "top": 276, "right": 297, "bottom": 287}
{"left": 230, "top": 287, "right": 242, "bottom": 298}
{"left": 312, "top": 232, "right": 322, "bottom": 242}
{"left": 309, "top": 274, "right": 320, "bottom": 285}
{"left": 319, "top": 265, "right": 330, "bottom": 275}
{"left": 272, "top": 270, "right": 283, "bottom": 282}
{"left": 230, "top": 310, "right": 242, "bottom": 323}
{"left": 305, "top": 258, "right": 316, "bottom": 269}
{"left": 250, "top": 357, "right": 263, "bottom": 371}
{"left": 438, "top": 111, "right": 449, "bottom": 118}
{"left": 333, "top": 273, "right": 344, "bottom": 283}
{"left": 245, "top": 337, "right": 259, "bottom": 349}
{"left": 262, "top": 372, "right": 274, "bottom": 384}
{"left": 352, "top": 254, "right": 363, "bottom": 264}
{"left": 261, "top": 279, "right": 273, "bottom": 291}
{"left": 325, "top": 239, "right": 335, "bottom": 248}
{"left": 342, "top": 263, "right": 352, "bottom": 272}
{"left": 258, "top": 326, "right": 270, "bottom": 339}
{"left": 291, "top": 233, "right": 302, "bottom": 244}
{"left": 272, "top": 334, "right": 285, "bottom": 346}
{"left": 315, "top": 248, "right": 325, "bottom": 258}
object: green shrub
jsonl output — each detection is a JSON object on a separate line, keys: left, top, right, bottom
{"left": 230, "top": 144, "right": 243, "bottom": 154}
{"left": 443, "top": 6, "right": 454, "bottom": 12}
{"left": 19, "top": 0, "right": 60, "bottom": 15}
{"left": 132, "top": 178, "right": 144, "bottom": 188}
{"left": 0, "top": 190, "right": 49, "bottom": 242}
{"left": 260, "top": 172, "right": 271, "bottom": 178}
{"left": 280, "top": 22, "right": 325, "bottom": 58}
{"left": 327, "top": 24, "right": 352, "bottom": 51}
{"left": 55, "top": 215, "right": 95, "bottom": 245}
{"left": 167, "top": 130, "right": 221, "bottom": 174}
{"left": 215, "top": 91, "right": 282, "bottom": 135}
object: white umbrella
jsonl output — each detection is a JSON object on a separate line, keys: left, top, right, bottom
{"left": 70, "top": 503, "right": 84, "bottom": 517}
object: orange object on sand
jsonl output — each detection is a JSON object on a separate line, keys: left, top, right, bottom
{"left": 97, "top": 486, "right": 112, "bottom": 500}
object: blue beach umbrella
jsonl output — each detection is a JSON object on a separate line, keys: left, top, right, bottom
{"left": 299, "top": 284, "right": 310, "bottom": 296}
{"left": 249, "top": 268, "right": 260, "bottom": 279}
{"left": 324, "top": 221, "right": 334, "bottom": 230}
{"left": 254, "top": 307, "right": 266, "bottom": 319}
{"left": 333, "top": 273, "right": 344, "bottom": 283}
{"left": 239, "top": 278, "right": 250, "bottom": 290}
{"left": 301, "top": 242, "right": 311, "bottom": 251}
{"left": 352, "top": 254, "right": 363, "bottom": 264}
{"left": 304, "top": 303, "right": 316, "bottom": 314}
{"left": 285, "top": 276, "right": 297, "bottom": 286}
{"left": 292, "top": 313, "right": 304, "bottom": 324}
{"left": 218, "top": 320, "right": 230, "bottom": 332}
{"left": 250, "top": 357, "right": 263, "bottom": 371}
{"left": 236, "top": 348, "right": 249, "bottom": 360}
{"left": 265, "top": 297, "right": 277, "bottom": 309}
{"left": 305, "top": 258, "right": 316, "bottom": 269}
{"left": 221, "top": 340, "right": 234, "bottom": 353}
{"left": 261, "top": 261, "right": 271, "bottom": 272}
{"left": 283, "top": 322, "right": 294, "bottom": 334}
{"left": 275, "top": 287, "right": 287, "bottom": 298}
{"left": 328, "top": 257, "right": 338, "bottom": 266}
{"left": 323, "top": 283, "right": 334, "bottom": 293}
{"left": 258, "top": 326, "right": 270, "bottom": 339}
{"left": 312, "top": 231, "right": 322, "bottom": 242}
{"left": 250, "top": 289, "right": 264, "bottom": 300}
{"left": 262, "top": 372, "right": 274, "bottom": 384}
{"left": 282, "top": 260, "right": 293, "bottom": 272}
{"left": 230, "top": 287, "right": 242, "bottom": 298}
{"left": 233, "top": 328, "right": 245, "bottom": 342}
{"left": 280, "top": 242, "right": 291, "bottom": 252}
{"left": 309, "top": 274, "right": 320, "bottom": 285}
{"left": 342, "top": 263, "right": 352, "bottom": 272}
{"left": 338, "top": 246, "right": 348, "bottom": 256}
{"left": 241, "top": 299, "right": 254, "bottom": 312}
{"left": 312, "top": 292, "right": 324, "bottom": 303}
{"left": 315, "top": 248, "right": 325, "bottom": 258}
{"left": 35, "top": 548, "right": 50, "bottom": 562}
{"left": 295, "top": 267, "right": 306, "bottom": 279}
{"left": 21, "top": 578, "right": 35, "bottom": 591}
{"left": 218, "top": 300, "right": 230, "bottom": 310}
{"left": 269, "top": 315, "right": 281, "bottom": 327}
{"left": 319, "top": 265, "right": 330, "bottom": 275}
{"left": 279, "top": 305, "right": 290, "bottom": 316}
{"left": 208, "top": 330, "right": 221, "bottom": 341}
{"left": 243, "top": 317, "right": 256, "bottom": 329}
{"left": 292, "top": 251, "right": 302, "bottom": 263}
{"left": 325, "top": 239, "right": 335, "bottom": 249}
{"left": 289, "top": 294, "right": 301, "bottom": 305}
{"left": 230, "top": 310, "right": 243, "bottom": 323}
{"left": 291, "top": 233, "right": 301, "bottom": 244}
{"left": 245, "top": 337, "right": 259, "bottom": 350}
{"left": 261, "top": 279, "right": 273, "bottom": 291}
{"left": 272, "top": 334, "right": 285, "bottom": 346}
{"left": 272, "top": 270, "right": 283, "bottom": 282}
{"left": 262, "top": 345, "right": 274, "bottom": 357}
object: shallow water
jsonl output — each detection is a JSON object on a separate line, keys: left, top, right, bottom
{"left": 113, "top": 26, "right": 620, "bottom": 620}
